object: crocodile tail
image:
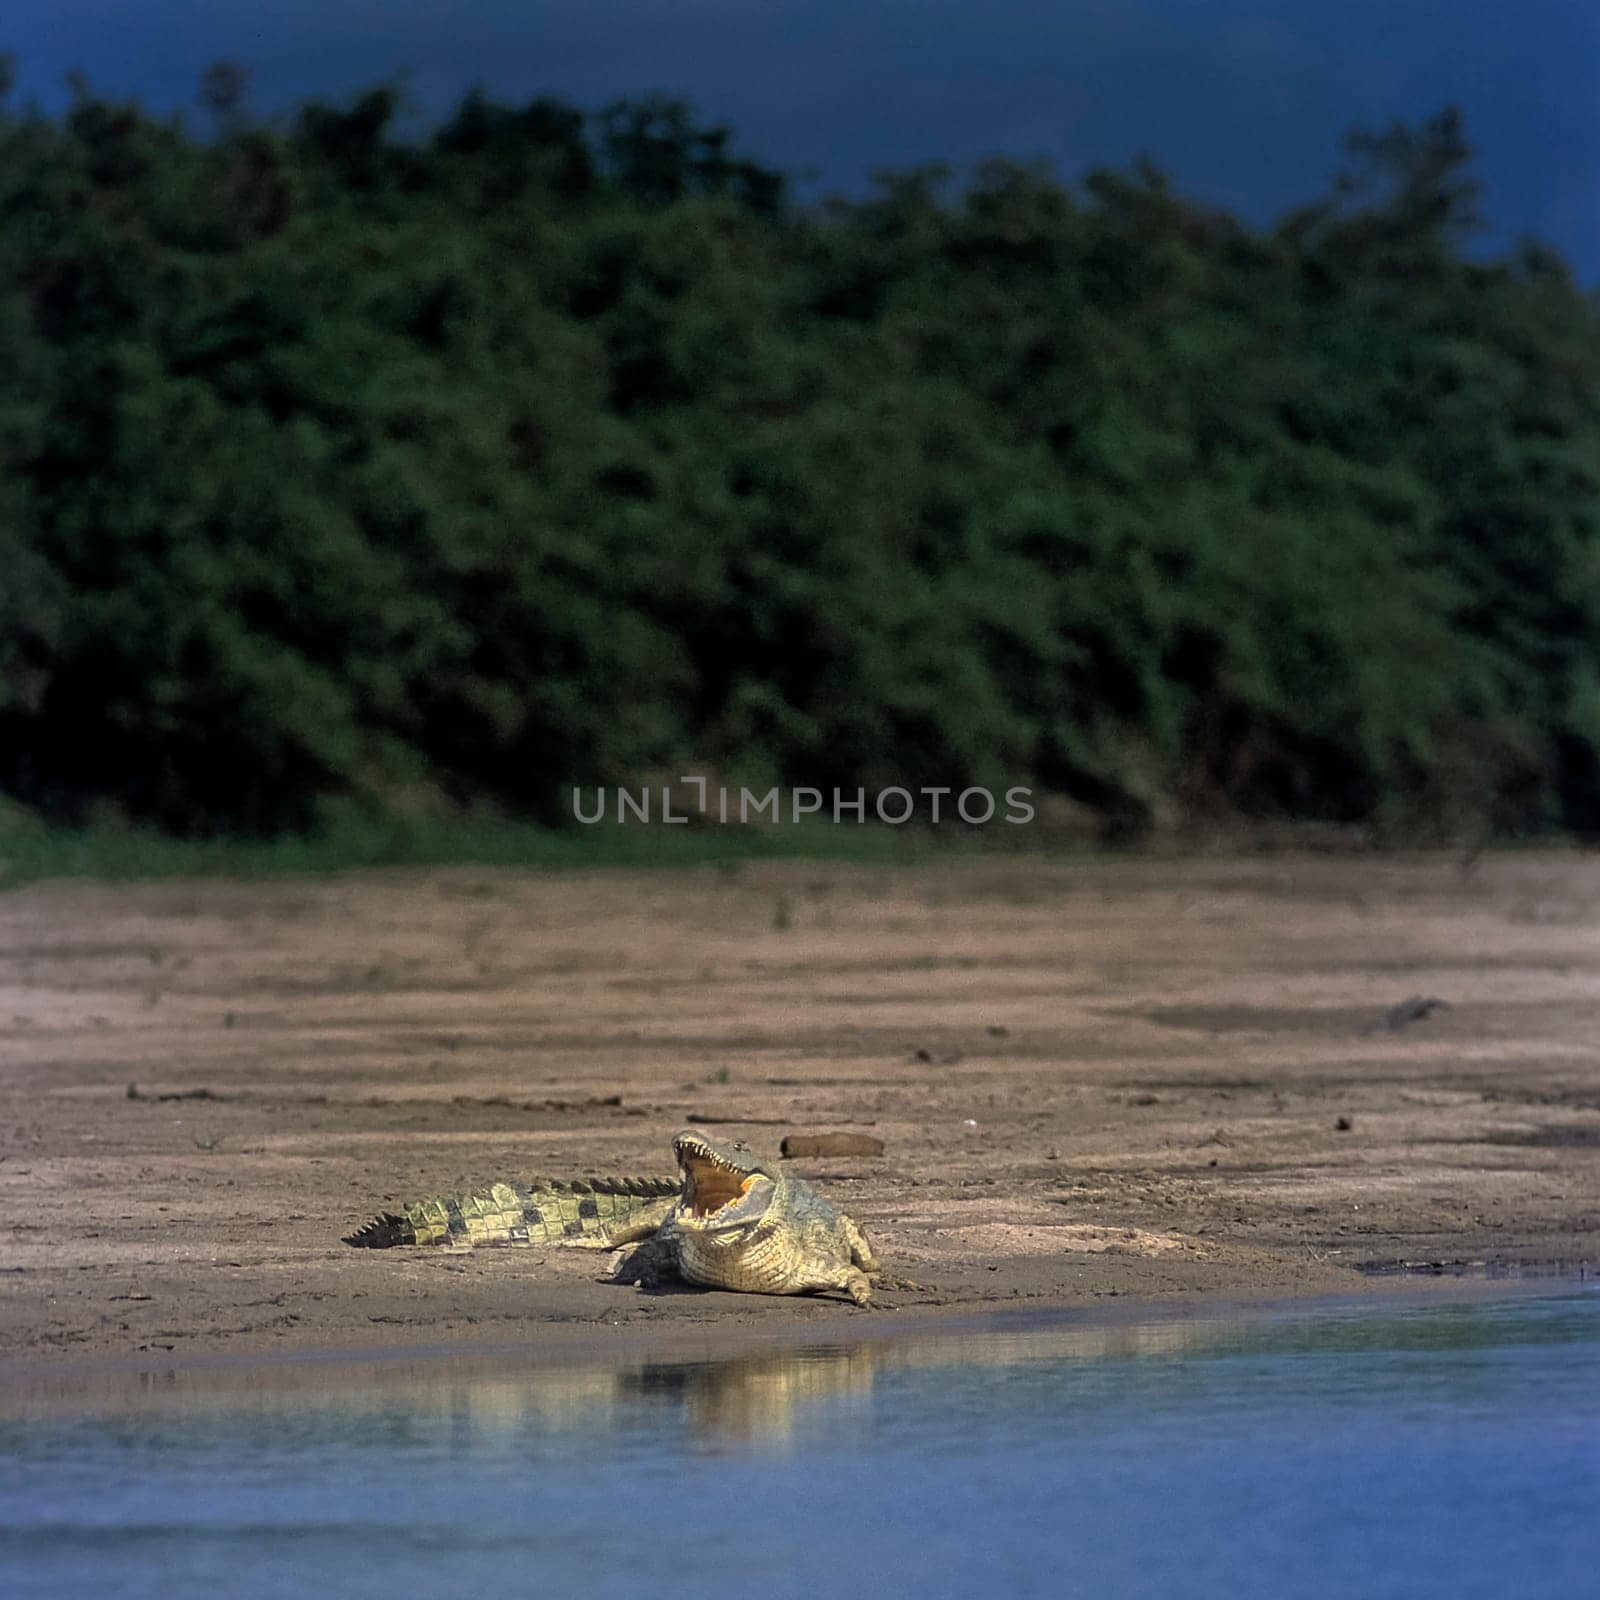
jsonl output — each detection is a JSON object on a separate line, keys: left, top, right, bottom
{"left": 343, "top": 1175, "right": 678, "bottom": 1249}
{"left": 343, "top": 1212, "right": 416, "bottom": 1249}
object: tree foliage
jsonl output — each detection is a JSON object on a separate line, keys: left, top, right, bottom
{"left": 1, "top": 69, "right": 1596, "bottom": 838}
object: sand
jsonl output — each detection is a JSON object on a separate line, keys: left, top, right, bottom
{"left": 1, "top": 850, "right": 1596, "bottom": 1371}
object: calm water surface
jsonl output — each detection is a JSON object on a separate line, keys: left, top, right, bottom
{"left": 2, "top": 1291, "right": 1596, "bottom": 1599}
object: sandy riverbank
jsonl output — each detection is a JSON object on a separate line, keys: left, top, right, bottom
{"left": 2, "top": 851, "right": 1596, "bottom": 1369}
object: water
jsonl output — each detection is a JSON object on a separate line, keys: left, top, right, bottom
{"left": 2, "top": 1291, "right": 1596, "bottom": 1600}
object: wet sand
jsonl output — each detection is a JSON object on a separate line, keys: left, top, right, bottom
{"left": 1, "top": 851, "right": 1596, "bottom": 1369}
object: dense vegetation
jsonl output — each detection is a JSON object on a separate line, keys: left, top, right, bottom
{"left": 1, "top": 63, "right": 1596, "bottom": 843}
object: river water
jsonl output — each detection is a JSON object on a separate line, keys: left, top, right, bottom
{"left": 1, "top": 1289, "right": 1595, "bottom": 1599}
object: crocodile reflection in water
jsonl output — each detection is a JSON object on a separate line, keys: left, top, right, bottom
{"left": 616, "top": 1347, "right": 880, "bottom": 1443}
{"left": 2, "top": 1317, "right": 1258, "bottom": 1447}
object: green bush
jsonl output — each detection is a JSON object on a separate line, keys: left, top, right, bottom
{"left": 0, "top": 76, "right": 1595, "bottom": 839}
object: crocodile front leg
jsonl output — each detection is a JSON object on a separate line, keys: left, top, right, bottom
{"left": 838, "top": 1216, "right": 926, "bottom": 1296}
{"left": 843, "top": 1215, "right": 879, "bottom": 1278}
{"left": 606, "top": 1232, "right": 681, "bottom": 1289}
{"left": 556, "top": 1208, "right": 685, "bottom": 1288}
{"left": 792, "top": 1260, "right": 876, "bottom": 1305}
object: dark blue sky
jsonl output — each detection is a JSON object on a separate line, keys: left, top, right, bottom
{"left": 7, "top": 1, "right": 1597, "bottom": 278}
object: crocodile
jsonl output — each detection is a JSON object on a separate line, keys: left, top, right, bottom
{"left": 570, "top": 1128, "right": 882, "bottom": 1305}
{"left": 343, "top": 1128, "right": 882, "bottom": 1305}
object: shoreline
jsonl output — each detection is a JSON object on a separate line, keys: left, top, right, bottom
{"left": 3, "top": 1270, "right": 1590, "bottom": 1408}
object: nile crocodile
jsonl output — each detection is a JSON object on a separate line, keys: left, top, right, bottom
{"left": 344, "top": 1128, "right": 882, "bottom": 1304}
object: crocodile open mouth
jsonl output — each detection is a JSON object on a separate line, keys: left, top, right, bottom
{"left": 675, "top": 1136, "right": 760, "bottom": 1219}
